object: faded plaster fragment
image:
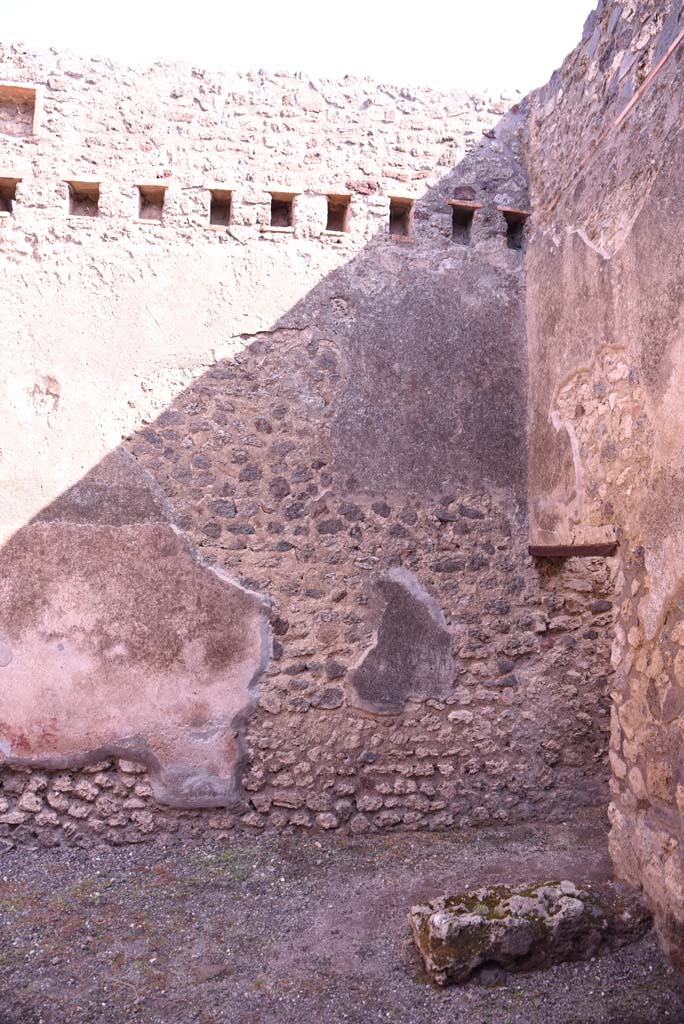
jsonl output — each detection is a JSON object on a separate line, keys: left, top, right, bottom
{"left": 348, "top": 568, "right": 454, "bottom": 714}
{"left": 533, "top": 346, "right": 651, "bottom": 549}
{"left": 0, "top": 451, "right": 272, "bottom": 809}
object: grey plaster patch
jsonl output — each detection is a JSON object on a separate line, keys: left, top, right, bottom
{"left": 329, "top": 262, "right": 527, "bottom": 501}
{"left": 32, "top": 448, "right": 170, "bottom": 527}
{"left": 348, "top": 568, "right": 454, "bottom": 714}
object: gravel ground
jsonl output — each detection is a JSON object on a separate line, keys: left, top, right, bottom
{"left": 0, "top": 811, "right": 682, "bottom": 1024}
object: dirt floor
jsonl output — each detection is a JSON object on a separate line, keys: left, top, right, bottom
{"left": 0, "top": 811, "right": 682, "bottom": 1024}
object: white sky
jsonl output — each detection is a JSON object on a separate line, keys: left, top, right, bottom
{"left": 3, "top": 0, "right": 596, "bottom": 94}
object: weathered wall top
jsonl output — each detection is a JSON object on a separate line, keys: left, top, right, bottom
{"left": 530, "top": 0, "right": 683, "bottom": 245}
{"left": 0, "top": 41, "right": 526, "bottom": 226}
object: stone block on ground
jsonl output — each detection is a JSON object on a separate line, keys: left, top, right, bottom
{"left": 408, "top": 880, "right": 651, "bottom": 986}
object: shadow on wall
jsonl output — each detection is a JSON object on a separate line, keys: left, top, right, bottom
{"left": 0, "top": 106, "right": 531, "bottom": 809}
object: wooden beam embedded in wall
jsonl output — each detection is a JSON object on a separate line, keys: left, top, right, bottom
{"left": 528, "top": 542, "right": 618, "bottom": 559}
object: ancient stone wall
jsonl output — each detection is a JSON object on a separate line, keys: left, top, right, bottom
{"left": 527, "top": 0, "right": 684, "bottom": 963}
{"left": 0, "top": 43, "right": 613, "bottom": 845}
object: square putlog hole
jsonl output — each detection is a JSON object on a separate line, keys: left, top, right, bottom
{"left": 137, "top": 184, "right": 167, "bottom": 222}
{"left": 209, "top": 189, "right": 232, "bottom": 227}
{"left": 500, "top": 208, "right": 530, "bottom": 250}
{"left": 67, "top": 181, "right": 100, "bottom": 217}
{"left": 389, "top": 197, "right": 413, "bottom": 238}
{"left": 326, "top": 194, "right": 350, "bottom": 232}
{"left": 0, "top": 177, "right": 20, "bottom": 214}
{"left": 269, "top": 192, "right": 295, "bottom": 228}
{"left": 450, "top": 202, "right": 478, "bottom": 245}
{"left": 0, "top": 84, "right": 38, "bottom": 138}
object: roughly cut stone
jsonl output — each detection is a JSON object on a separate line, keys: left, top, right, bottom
{"left": 408, "top": 881, "right": 651, "bottom": 986}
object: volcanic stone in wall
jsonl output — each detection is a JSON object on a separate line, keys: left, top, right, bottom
{"left": 0, "top": 450, "right": 271, "bottom": 808}
{"left": 348, "top": 568, "right": 454, "bottom": 714}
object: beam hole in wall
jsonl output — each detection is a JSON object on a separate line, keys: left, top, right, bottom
{"left": 389, "top": 197, "right": 413, "bottom": 238}
{"left": 326, "top": 194, "right": 350, "bottom": 232}
{"left": 0, "top": 83, "right": 38, "bottom": 137}
{"left": 209, "top": 188, "right": 232, "bottom": 227}
{"left": 269, "top": 192, "right": 295, "bottom": 228}
{"left": 67, "top": 180, "right": 100, "bottom": 218}
{"left": 499, "top": 207, "right": 530, "bottom": 251}
{"left": 137, "top": 184, "right": 166, "bottom": 222}
{"left": 449, "top": 200, "right": 481, "bottom": 245}
{"left": 0, "top": 176, "right": 20, "bottom": 214}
